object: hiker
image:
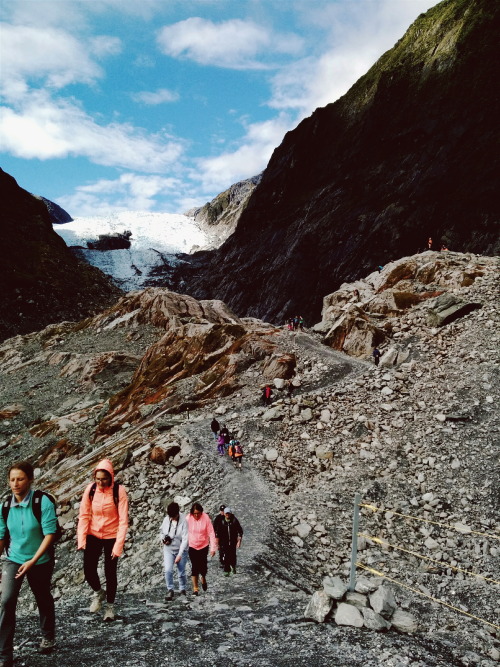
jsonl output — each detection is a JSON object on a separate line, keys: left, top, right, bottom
{"left": 210, "top": 417, "right": 220, "bottom": 441}
{"left": 287, "top": 318, "right": 293, "bottom": 331}
{"left": 0, "top": 461, "right": 58, "bottom": 664}
{"left": 160, "top": 502, "right": 188, "bottom": 601}
{"left": 212, "top": 505, "right": 226, "bottom": 568}
{"left": 215, "top": 507, "right": 243, "bottom": 576}
{"left": 262, "top": 385, "right": 273, "bottom": 406}
{"left": 219, "top": 424, "right": 230, "bottom": 442}
{"left": 298, "top": 315, "right": 305, "bottom": 330}
{"left": 77, "top": 459, "right": 129, "bottom": 622}
{"left": 216, "top": 433, "right": 226, "bottom": 456}
{"left": 372, "top": 347, "right": 381, "bottom": 366}
{"left": 427, "top": 237, "right": 433, "bottom": 250}
{"left": 186, "top": 503, "right": 216, "bottom": 596}
{"left": 293, "top": 316, "right": 299, "bottom": 331}
{"left": 231, "top": 441, "right": 244, "bottom": 469}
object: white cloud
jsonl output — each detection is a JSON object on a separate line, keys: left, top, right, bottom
{"left": 157, "top": 17, "right": 303, "bottom": 69}
{"left": 0, "top": 23, "right": 103, "bottom": 93}
{"left": 132, "top": 88, "right": 180, "bottom": 105}
{"left": 59, "top": 173, "right": 184, "bottom": 216}
{"left": 192, "top": 113, "right": 293, "bottom": 193}
{"left": 0, "top": 91, "right": 185, "bottom": 170}
{"left": 268, "top": 0, "right": 440, "bottom": 116}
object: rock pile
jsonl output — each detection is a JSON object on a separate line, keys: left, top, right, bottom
{"left": 305, "top": 575, "right": 418, "bottom": 634}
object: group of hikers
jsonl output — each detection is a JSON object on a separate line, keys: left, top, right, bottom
{"left": 0, "top": 458, "right": 243, "bottom": 666}
{"left": 287, "top": 315, "right": 305, "bottom": 330}
{"left": 210, "top": 419, "right": 243, "bottom": 468}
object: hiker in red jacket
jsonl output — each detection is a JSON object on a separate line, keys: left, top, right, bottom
{"left": 262, "top": 385, "right": 273, "bottom": 406}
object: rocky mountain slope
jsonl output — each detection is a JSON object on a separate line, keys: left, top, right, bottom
{"left": 0, "top": 251, "right": 498, "bottom": 666}
{"left": 185, "top": 174, "right": 262, "bottom": 249}
{"left": 0, "top": 169, "right": 121, "bottom": 342}
{"left": 38, "top": 196, "right": 73, "bottom": 225}
{"left": 177, "top": 0, "right": 499, "bottom": 325}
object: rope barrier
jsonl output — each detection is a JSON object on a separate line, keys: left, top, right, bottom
{"left": 356, "top": 562, "right": 500, "bottom": 631}
{"left": 359, "top": 503, "right": 500, "bottom": 541}
{"left": 358, "top": 534, "right": 500, "bottom": 585}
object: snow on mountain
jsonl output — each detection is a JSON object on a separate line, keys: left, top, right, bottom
{"left": 54, "top": 211, "right": 210, "bottom": 292}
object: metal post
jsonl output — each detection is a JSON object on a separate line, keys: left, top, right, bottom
{"left": 349, "top": 493, "right": 361, "bottom": 591}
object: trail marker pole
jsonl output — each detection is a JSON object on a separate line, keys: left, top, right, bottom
{"left": 349, "top": 493, "right": 361, "bottom": 591}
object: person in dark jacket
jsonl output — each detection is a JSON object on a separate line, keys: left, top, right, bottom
{"left": 372, "top": 347, "right": 381, "bottom": 366}
{"left": 212, "top": 505, "right": 226, "bottom": 567}
{"left": 210, "top": 418, "right": 220, "bottom": 441}
{"left": 214, "top": 507, "right": 243, "bottom": 576}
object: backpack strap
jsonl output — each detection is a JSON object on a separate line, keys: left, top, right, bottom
{"left": 113, "top": 482, "right": 120, "bottom": 507}
{"left": 88, "top": 482, "right": 97, "bottom": 502}
{"left": 89, "top": 481, "right": 120, "bottom": 506}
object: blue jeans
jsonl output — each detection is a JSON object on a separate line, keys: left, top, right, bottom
{"left": 163, "top": 549, "right": 188, "bottom": 592}
{"left": 0, "top": 559, "right": 55, "bottom": 662}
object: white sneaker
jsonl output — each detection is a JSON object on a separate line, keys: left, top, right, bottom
{"left": 103, "top": 603, "right": 115, "bottom": 622}
{"left": 89, "top": 589, "right": 105, "bottom": 613}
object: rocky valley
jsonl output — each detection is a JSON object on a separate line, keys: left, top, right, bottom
{"left": 175, "top": 0, "right": 499, "bottom": 325}
{"left": 0, "top": 250, "right": 498, "bottom": 666}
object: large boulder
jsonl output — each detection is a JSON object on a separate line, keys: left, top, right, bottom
{"left": 425, "top": 293, "right": 481, "bottom": 327}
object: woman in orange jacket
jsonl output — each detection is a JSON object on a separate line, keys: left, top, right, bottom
{"left": 77, "top": 459, "right": 128, "bottom": 621}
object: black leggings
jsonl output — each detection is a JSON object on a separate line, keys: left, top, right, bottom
{"left": 83, "top": 535, "right": 118, "bottom": 603}
{"left": 188, "top": 545, "right": 209, "bottom": 577}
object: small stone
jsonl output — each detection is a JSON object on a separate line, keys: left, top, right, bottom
{"left": 295, "top": 522, "right": 312, "bottom": 539}
{"left": 361, "top": 607, "right": 391, "bottom": 631}
{"left": 304, "top": 590, "right": 334, "bottom": 623}
{"left": 369, "top": 586, "right": 397, "bottom": 619}
{"left": 335, "top": 602, "right": 364, "bottom": 628}
{"left": 322, "top": 576, "right": 348, "bottom": 600}
{"left": 390, "top": 609, "right": 418, "bottom": 633}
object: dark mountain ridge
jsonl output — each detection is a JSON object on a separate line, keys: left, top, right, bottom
{"left": 0, "top": 168, "right": 121, "bottom": 342}
{"left": 177, "top": 0, "right": 499, "bottom": 324}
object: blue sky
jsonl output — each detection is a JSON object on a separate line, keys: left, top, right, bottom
{"left": 1, "top": 0, "right": 440, "bottom": 217}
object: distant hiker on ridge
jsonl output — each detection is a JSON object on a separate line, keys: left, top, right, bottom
{"left": 262, "top": 385, "right": 273, "bottom": 406}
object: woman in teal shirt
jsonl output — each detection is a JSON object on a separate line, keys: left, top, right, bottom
{"left": 0, "top": 461, "right": 57, "bottom": 667}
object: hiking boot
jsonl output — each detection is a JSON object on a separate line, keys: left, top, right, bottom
{"left": 89, "top": 589, "right": 105, "bottom": 613}
{"left": 201, "top": 581, "right": 208, "bottom": 592}
{"left": 224, "top": 571, "right": 230, "bottom": 577}
{"left": 103, "top": 603, "right": 115, "bottom": 622}
{"left": 39, "top": 638, "right": 56, "bottom": 654}
{"left": 231, "top": 566, "right": 237, "bottom": 574}
{"left": 178, "top": 590, "right": 186, "bottom": 596}
{"left": 193, "top": 590, "right": 199, "bottom": 596}
{"left": 165, "top": 589, "right": 174, "bottom": 601}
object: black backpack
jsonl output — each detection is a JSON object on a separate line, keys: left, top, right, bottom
{"left": 88, "top": 481, "right": 121, "bottom": 507}
{"left": 1, "top": 490, "right": 63, "bottom": 555}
